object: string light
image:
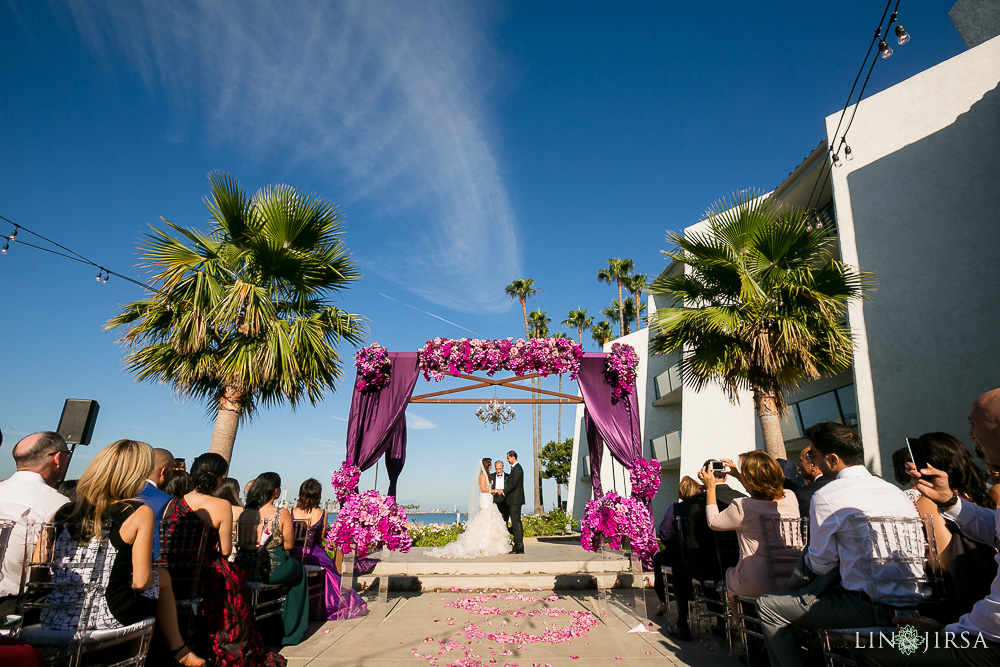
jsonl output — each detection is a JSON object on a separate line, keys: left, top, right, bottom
{"left": 878, "top": 39, "right": 893, "bottom": 59}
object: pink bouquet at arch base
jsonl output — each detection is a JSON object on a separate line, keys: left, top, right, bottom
{"left": 331, "top": 458, "right": 361, "bottom": 506}
{"left": 354, "top": 342, "right": 392, "bottom": 392}
{"left": 579, "top": 492, "right": 657, "bottom": 562}
{"left": 629, "top": 457, "right": 661, "bottom": 506}
{"left": 325, "top": 489, "right": 413, "bottom": 559}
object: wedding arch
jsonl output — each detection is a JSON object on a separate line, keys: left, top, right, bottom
{"left": 344, "top": 338, "right": 642, "bottom": 499}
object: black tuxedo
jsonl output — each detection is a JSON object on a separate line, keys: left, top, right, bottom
{"left": 503, "top": 462, "right": 525, "bottom": 551}
{"left": 794, "top": 475, "right": 833, "bottom": 518}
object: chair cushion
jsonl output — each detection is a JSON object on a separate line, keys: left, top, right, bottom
{"left": 19, "top": 617, "right": 154, "bottom": 644}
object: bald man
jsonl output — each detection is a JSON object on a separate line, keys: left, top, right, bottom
{"left": 137, "top": 447, "right": 176, "bottom": 559}
{"left": 0, "top": 432, "right": 71, "bottom": 614}
{"left": 856, "top": 389, "right": 1000, "bottom": 665}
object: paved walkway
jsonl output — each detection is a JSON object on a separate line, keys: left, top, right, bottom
{"left": 281, "top": 588, "right": 734, "bottom": 666}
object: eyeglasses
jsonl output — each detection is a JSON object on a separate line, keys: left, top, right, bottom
{"left": 51, "top": 449, "right": 70, "bottom": 457}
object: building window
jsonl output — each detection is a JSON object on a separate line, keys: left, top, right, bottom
{"left": 783, "top": 384, "right": 857, "bottom": 442}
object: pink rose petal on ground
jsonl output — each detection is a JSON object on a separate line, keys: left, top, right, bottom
{"left": 570, "top": 656, "right": 579, "bottom": 659}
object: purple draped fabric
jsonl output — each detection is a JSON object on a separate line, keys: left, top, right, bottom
{"left": 577, "top": 353, "right": 641, "bottom": 498}
{"left": 345, "top": 352, "right": 419, "bottom": 497}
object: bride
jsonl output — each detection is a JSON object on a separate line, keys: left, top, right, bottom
{"left": 427, "top": 458, "right": 511, "bottom": 558}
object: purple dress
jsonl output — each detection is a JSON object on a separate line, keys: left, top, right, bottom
{"left": 289, "top": 517, "right": 366, "bottom": 620}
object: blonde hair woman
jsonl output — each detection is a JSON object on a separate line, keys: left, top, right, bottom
{"left": 700, "top": 451, "right": 799, "bottom": 598}
{"left": 43, "top": 439, "right": 204, "bottom": 666}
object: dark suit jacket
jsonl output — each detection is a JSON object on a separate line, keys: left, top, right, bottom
{"left": 489, "top": 471, "right": 505, "bottom": 505}
{"left": 682, "top": 484, "right": 746, "bottom": 580}
{"left": 503, "top": 462, "right": 525, "bottom": 507}
{"left": 794, "top": 476, "right": 833, "bottom": 518}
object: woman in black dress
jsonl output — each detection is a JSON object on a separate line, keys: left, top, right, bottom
{"left": 42, "top": 439, "right": 204, "bottom": 666}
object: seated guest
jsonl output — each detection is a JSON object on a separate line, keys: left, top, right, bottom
{"left": 55, "top": 479, "right": 78, "bottom": 503}
{"left": 42, "top": 439, "right": 204, "bottom": 666}
{"left": 212, "top": 477, "right": 244, "bottom": 536}
{"left": 164, "top": 469, "right": 191, "bottom": 498}
{"left": 668, "top": 462, "right": 746, "bottom": 641}
{"left": 652, "top": 476, "right": 701, "bottom": 617}
{"left": 756, "top": 422, "right": 922, "bottom": 667}
{"left": 236, "top": 473, "right": 309, "bottom": 646}
{"left": 163, "top": 453, "right": 285, "bottom": 667}
{"left": 794, "top": 444, "right": 831, "bottom": 517}
{"left": 701, "top": 451, "right": 800, "bottom": 598}
{"left": 0, "top": 432, "right": 70, "bottom": 618}
{"left": 973, "top": 443, "right": 1000, "bottom": 510}
{"left": 290, "top": 478, "right": 366, "bottom": 620}
{"left": 891, "top": 447, "right": 922, "bottom": 508}
{"left": 856, "top": 389, "right": 1000, "bottom": 665}
{"left": 909, "top": 432, "right": 996, "bottom": 624}
{"left": 137, "top": 447, "right": 176, "bottom": 560}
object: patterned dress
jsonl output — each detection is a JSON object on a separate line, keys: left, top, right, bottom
{"left": 162, "top": 499, "right": 285, "bottom": 667}
{"left": 41, "top": 502, "right": 157, "bottom": 631}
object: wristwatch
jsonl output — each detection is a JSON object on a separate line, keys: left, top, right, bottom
{"left": 934, "top": 493, "right": 959, "bottom": 511}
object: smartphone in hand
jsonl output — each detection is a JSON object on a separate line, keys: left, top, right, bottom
{"left": 906, "top": 437, "right": 929, "bottom": 471}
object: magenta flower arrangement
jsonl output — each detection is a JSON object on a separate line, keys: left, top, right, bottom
{"left": 580, "top": 491, "right": 657, "bottom": 562}
{"left": 330, "top": 458, "right": 361, "bottom": 506}
{"left": 354, "top": 342, "right": 392, "bottom": 392}
{"left": 325, "top": 489, "right": 413, "bottom": 559}
{"left": 629, "top": 457, "right": 661, "bottom": 506}
{"left": 417, "top": 337, "right": 583, "bottom": 382}
{"left": 604, "top": 342, "right": 639, "bottom": 402}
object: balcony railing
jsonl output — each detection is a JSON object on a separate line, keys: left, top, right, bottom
{"left": 650, "top": 429, "right": 681, "bottom": 464}
{"left": 653, "top": 362, "right": 682, "bottom": 405}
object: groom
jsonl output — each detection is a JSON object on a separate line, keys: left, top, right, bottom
{"left": 502, "top": 450, "right": 525, "bottom": 554}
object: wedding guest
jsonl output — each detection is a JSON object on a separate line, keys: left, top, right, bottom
{"left": 165, "top": 469, "right": 191, "bottom": 498}
{"left": 290, "top": 478, "right": 366, "bottom": 620}
{"left": 0, "top": 432, "right": 70, "bottom": 617}
{"left": 212, "top": 477, "right": 244, "bottom": 535}
{"left": 701, "top": 452, "right": 800, "bottom": 599}
{"left": 237, "top": 473, "right": 309, "bottom": 646}
{"left": 163, "top": 453, "right": 285, "bottom": 667}
{"left": 42, "top": 439, "right": 204, "bottom": 666}
{"left": 794, "top": 445, "right": 831, "bottom": 518}
{"left": 652, "top": 476, "right": 701, "bottom": 617}
{"left": 974, "top": 443, "right": 1000, "bottom": 509}
{"left": 55, "top": 479, "right": 78, "bottom": 503}
{"left": 137, "top": 447, "right": 175, "bottom": 559}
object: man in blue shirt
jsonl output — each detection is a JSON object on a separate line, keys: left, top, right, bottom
{"left": 137, "top": 447, "right": 175, "bottom": 559}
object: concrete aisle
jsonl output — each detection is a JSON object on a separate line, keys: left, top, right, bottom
{"left": 281, "top": 590, "right": 735, "bottom": 667}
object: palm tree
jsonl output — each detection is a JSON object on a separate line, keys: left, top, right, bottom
{"left": 504, "top": 279, "right": 536, "bottom": 339}
{"left": 591, "top": 321, "right": 614, "bottom": 347}
{"left": 562, "top": 309, "right": 594, "bottom": 347}
{"left": 106, "top": 172, "right": 363, "bottom": 463}
{"left": 504, "top": 279, "right": 542, "bottom": 513}
{"left": 601, "top": 299, "right": 642, "bottom": 336}
{"left": 526, "top": 308, "right": 551, "bottom": 513}
{"left": 625, "top": 274, "right": 649, "bottom": 329}
{"left": 648, "top": 190, "right": 874, "bottom": 460}
{"left": 597, "top": 258, "right": 634, "bottom": 337}
{"left": 527, "top": 309, "right": 551, "bottom": 339}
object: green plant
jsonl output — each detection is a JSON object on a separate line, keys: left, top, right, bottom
{"left": 409, "top": 523, "right": 466, "bottom": 547}
{"left": 522, "top": 509, "right": 576, "bottom": 537}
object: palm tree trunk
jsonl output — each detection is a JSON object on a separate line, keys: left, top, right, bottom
{"left": 616, "top": 280, "right": 624, "bottom": 337}
{"left": 636, "top": 290, "right": 643, "bottom": 329}
{"left": 753, "top": 388, "right": 787, "bottom": 460}
{"left": 556, "top": 483, "right": 562, "bottom": 511}
{"left": 209, "top": 386, "right": 244, "bottom": 464}
{"left": 521, "top": 299, "right": 542, "bottom": 515}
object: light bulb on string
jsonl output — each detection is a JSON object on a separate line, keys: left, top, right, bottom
{"left": 895, "top": 24, "right": 910, "bottom": 45}
{"left": 96, "top": 270, "right": 103, "bottom": 282}
{"left": 844, "top": 145, "right": 853, "bottom": 161}
{"left": 832, "top": 153, "right": 842, "bottom": 168}
{"left": 103, "top": 273, "right": 109, "bottom": 284}
{"left": 1, "top": 241, "right": 8, "bottom": 255}
{"left": 8, "top": 228, "right": 16, "bottom": 240}
{"left": 879, "top": 40, "right": 892, "bottom": 59}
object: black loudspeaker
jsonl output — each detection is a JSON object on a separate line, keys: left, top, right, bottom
{"left": 57, "top": 399, "right": 100, "bottom": 445}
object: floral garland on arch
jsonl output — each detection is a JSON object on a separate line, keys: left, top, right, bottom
{"left": 417, "top": 337, "right": 583, "bottom": 382}
{"left": 579, "top": 491, "right": 657, "bottom": 562}
{"left": 629, "top": 457, "right": 662, "bottom": 506}
{"left": 330, "top": 458, "right": 361, "bottom": 506}
{"left": 354, "top": 342, "right": 392, "bottom": 392}
{"left": 604, "top": 342, "right": 639, "bottom": 402}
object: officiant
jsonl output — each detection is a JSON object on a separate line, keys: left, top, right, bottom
{"left": 490, "top": 459, "right": 510, "bottom": 525}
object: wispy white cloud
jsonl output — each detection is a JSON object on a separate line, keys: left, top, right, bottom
{"left": 327, "top": 415, "right": 348, "bottom": 422}
{"left": 59, "top": 0, "right": 521, "bottom": 313}
{"left": 379, "top": 293, "right": 480, "bottom": 336}
{"left": 405, "top": 413, "right": 437, "bottom": 430}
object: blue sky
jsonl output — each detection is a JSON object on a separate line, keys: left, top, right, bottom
{"left": 0, "top": 1, "right": 966, "bottom": 509}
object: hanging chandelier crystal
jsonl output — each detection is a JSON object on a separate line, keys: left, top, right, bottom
{"left": 476, "top": 396, "right": 516, "bottom": 431}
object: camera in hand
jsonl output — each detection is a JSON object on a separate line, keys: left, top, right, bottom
{"left": 708, "top": 460, "right": 731, "bottom": 479}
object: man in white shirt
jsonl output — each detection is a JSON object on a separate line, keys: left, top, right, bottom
{"left": 0, "top": 432, "right": 71, "bottom": 615}
{"left": 856, "top": 389, "right": 1000, "bottom": 665}
{"left": 757, "top": 422, "right": 921, "bottom": 667}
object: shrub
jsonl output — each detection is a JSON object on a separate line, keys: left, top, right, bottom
{"left": 410, "top": 522, "right": 466, "bottom": 547}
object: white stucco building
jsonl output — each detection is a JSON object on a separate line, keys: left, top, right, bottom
{"left": 568, "top": 19, "right": 1000, "bottom": 524}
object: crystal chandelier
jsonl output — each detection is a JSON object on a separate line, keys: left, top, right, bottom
{"left": 476, "top": 396, "right": 516, "bottom": 431}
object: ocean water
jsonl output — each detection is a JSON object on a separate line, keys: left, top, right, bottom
{"left": 327, "top": 511, "right": 468, "bottom": 526}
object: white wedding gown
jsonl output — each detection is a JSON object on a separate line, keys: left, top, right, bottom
{"left": 428, "top": 481, "right": 512, "bottom": 559}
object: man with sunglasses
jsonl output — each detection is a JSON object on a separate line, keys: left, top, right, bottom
{"left": 756, "top": 421, "right": 920, "bottom": 667}
{"left": 0, "top": 432, "right": 71, "bottom": 616}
